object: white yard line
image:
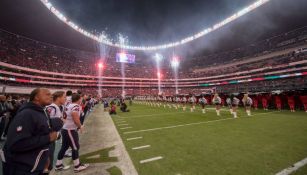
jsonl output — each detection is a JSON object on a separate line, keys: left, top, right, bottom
{"left": 127, "top": 137, "right": 143, "bottom": 141}
{"left": 121, "top": 127, "right": 133, "bottom": 130}
{"left": 124, "top": 111, "right": 277, "bottom": 135}
{"left": 251, "top": 111, "right": 277, "bottom": 116}
{"left": 119, "top": 107, "right": 260, "bottom": 119}
{"left": 116, "top": 121, "right": 127, "bottom": 124}
{"left": 140, "top": 156, "right": 163, "bottom": 164}
{"left": 132, "top": 145, "right": 151, "bottom": 150}
{"left": 124, "top": 118, "right": 233, "bottom": 134}
{"left": 275, "top": 157, "right": 307, "bottom": 175}
{"left": 120, "top": 110, "right": 220, "bottom": 119}
{"left": 118, "top": 124, "right": 129, "bottom": 126}
{"left": 120, "top": 111, "right": 186, "bottom": 119}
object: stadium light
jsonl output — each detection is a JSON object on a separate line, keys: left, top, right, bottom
{"left": 40, "top": 0, "right": 270, "bottom": 51}
{"left": 97, "top": 63, "right": 104, "bottom": 69}
{"left": 171, "top": 57, "right": 180, "bottom": 68}
{"left": 154, "top": 53, "right": 163, "bottom": 62}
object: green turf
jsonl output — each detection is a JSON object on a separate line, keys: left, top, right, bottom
{"left": 293, "top": 164, "right": 307, "bottom": 175}
{"left": 79, "top": 146, "right": 118, "bottom": 164}
{"left": 111, "top": 103, "right": 307, "bottom": 175}
{"left": 106, "top": 166, "right": 123, "bottom": 175}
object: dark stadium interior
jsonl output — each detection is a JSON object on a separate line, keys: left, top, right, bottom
{"left": 0, "top": 0, "right": 307, "bottom": 175}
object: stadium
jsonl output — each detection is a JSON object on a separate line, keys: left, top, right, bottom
{"left": 0, "top": 0, "right": 307, "bottom": 174}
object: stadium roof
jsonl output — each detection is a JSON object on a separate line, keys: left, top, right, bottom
{"left": 0, "top": 0, "right": 307, "bottom": 53}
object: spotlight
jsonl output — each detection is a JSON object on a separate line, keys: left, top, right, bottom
{"left": 97, "top": 63, "right": 104, "bottom": 69}
{"left": 171, "top": 56, "right": 180, "bottom": 68}
{"left": 154, "top": 53, "right": 163, "bottom": 62}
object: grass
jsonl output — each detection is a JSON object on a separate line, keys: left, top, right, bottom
{"left": 79, "top": 146, "right": 118, "bottom": 164}
{"left": 106, "top": 166, "right": 123, "bottom": 175}
{"left": 111, "top": 103, "right": 307, "bottom": 175}
{"left": 293, "top": 165, "right": 307, "bottom": 175}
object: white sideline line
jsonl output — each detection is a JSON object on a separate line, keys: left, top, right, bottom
{"left": 118, "top": 124, "right": 129, "bottom": 126}
{"left": 127, "top": 137, "right": 143, "bottom": 141}
{"left": 132, "top": 145, "right": 151, "bottom": 150}
{"left": 124, "top": 111, "right": 277, "bottom": 134}
{"left": 120, "top": 112, "right": 185, "bottom": 119}
{"left": 140, "top": 156, "right": 163, "bottom": 164}
{"left": 119, "top": 107, "right": 248, "bottom": 119}
{"left": 121, "top": 127, "right": 133, "bottom": 130}
{"left": 116, "top": 121, "right": 127, "bottom": 123}
{"left": 124, "top": 118, "right": 232, "bottom": 134}
{"left": 276, "top": 157, "right": 307, "bottom": 175}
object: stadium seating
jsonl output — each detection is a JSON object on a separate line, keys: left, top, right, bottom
{"left": 0, "top": 27, "right": 307, "bottom": 96}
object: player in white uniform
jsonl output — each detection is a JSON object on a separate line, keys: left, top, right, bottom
{"left": 189, "top": 96, "right": 196, "bottom": 112}
{"left": 199, "top": 96, "right": 208, "bottom": 114}
{"left": 182, "top": 96, "right": 187, "bottom": 111}
{"left": 44, "top": 91, "right": 67, "bottom": 173}
{"left": 152, "top": 96, "right": 156, "bottom": 107}
{"left": 47, "top": 92, "right": 66, "bottom": 119}
{"left": 148, "top": 96, "right": 152, "bottom": 106}
{"left": 163, "top": 95, "right": 167, "bottom": 108}
{"left": 212, "top": 93, "right": 222, "bottom": 116}
{"left": 242, "top": 94, "right": 253, "bottom": 116}
{"left": 231, "top": 95, "right": 240, "bottom": 118}
{"left": 168, "top": 97, "right": 173, "bottom": 108}
{"left": 157, "top": 96, "right": 162, "bottom": 107}
{"left": 62, "top": 90, "right": 74, "bottom": 157}
{"left": 226, "top": 97, "right": 233, "bottom": 114}
{"left": 172, "top": 96, "right": 177, "bottom": 109}
{"left": 146, "top": 96, "right": 150, "bottom": 106}
{"left": 55, "top": 93, "right": 89, "bottom": 173}
{"left": 153, "top": 96, "right": 157, "bottom": 107}
{"left": 176, "top": 96, "right": 182, "bottom": 109}
{"left": 65, "top": 90, "right": 72, "bottom": 108}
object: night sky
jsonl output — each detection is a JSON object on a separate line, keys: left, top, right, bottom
{"left": 0, "top": 0, "right": 307, "bottom": 55}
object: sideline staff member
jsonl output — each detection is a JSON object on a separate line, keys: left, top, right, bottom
{"left": 2, "top": 88, "right": 59, "bottom": 175}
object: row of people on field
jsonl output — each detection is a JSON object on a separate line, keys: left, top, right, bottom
{"left": 135, "top": 93, "right": 307, "bottom": 112}
{"left": 135, "top": 92, "right": 307, "bottom": 118}
{"left": 134, "top": 93, "right": 252, "bottom": 118}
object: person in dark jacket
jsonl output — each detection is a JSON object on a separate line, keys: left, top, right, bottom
{"left": 3, "top": 96, "right": 21, "bottom": 138}
{"left": 2, "top": 88, "right": 59, "bottom": 175}
{"left": 0, "top": 95, "right": 9, "bottom": 140}
{"left": 120, "top": 102, "right": 130, "bottom": 112}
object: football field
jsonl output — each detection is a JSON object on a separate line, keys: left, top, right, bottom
{"left": 111, "top": 103, "right": 307, "bottom": 175}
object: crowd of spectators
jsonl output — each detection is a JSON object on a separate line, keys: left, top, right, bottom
{"left": 0, "top": 27, "right": 306, "bottom": 105}
{"left": 1, "top": 27, "right": 307, "bottom": 80}
{"left": 183, "top": 26, "right": 307, "bottom": 71}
